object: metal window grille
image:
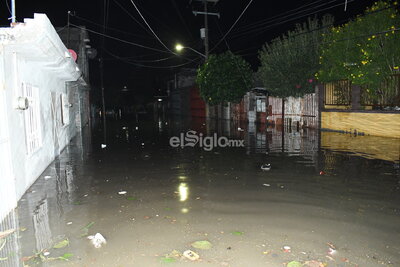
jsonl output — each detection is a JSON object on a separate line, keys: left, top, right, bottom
{"left": 23, "top": 83, "right": 42, "bottom": 155}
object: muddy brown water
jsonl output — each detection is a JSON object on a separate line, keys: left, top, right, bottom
{"left": 2, "top": 118, "right": 399, "bottom": 267}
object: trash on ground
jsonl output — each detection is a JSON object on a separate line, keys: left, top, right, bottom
{"left": 53, "top": 239, "right": 69, "bottom": 249}
{"left": 44, "top": 175, "right": 52, "bottom": 179}
{"left": 43, "top": 251, "right": 50, "bottom": 256}
{"left": 261, "top": 164, "right": 271, "bottom": 171}
{"left": 238, "top": 127, "right": 244, "bottom": 131}
{"left": 319, "top": 171, "right": 326, "bottom": 175}
{"left": 191, "top": 240, "right": 213, "bottom": 250}
{"left": 183, "top": 250, "right": 200, "bottom": 261}
{"left": 118, "top": 191, "right": 127, "bottom": 195}
{"left": 282, "top": 245, "right": 291, "bottom": 252}
{"left": 88, "top": 233, "right": 107, "bottom": 248}
{"left": 287, "top": 261, "right": 302, "bottom": 267}
{"left": 231, "top": 231, "right": 244, "bottom": 236}
{"left": 0, "top": 229, "right": 15, "bottom": 239}
{"left": 101, "top": 144, "right": 107, "bottom": 149}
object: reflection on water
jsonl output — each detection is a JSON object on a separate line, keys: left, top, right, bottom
{"left": 1, "top": 118, "right": 399, "bottom": 267}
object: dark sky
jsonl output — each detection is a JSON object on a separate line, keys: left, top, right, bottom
{"left": 1, "top": 0, "right": 377, "bottom": 101}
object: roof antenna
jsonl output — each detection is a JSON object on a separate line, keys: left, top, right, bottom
{"left": 344, "top": 0, "right": 348, "bottom": 11}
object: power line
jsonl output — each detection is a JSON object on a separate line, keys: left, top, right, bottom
{"left": 71, "top": 13, "right": 153, "bottom": 39}
{"left": 209, "top": 0, "right": 254, "bottom": 53}
{"left": 103, "top": 48, "right": 202, "bottom": 68}
{"left": 129, "top": 0, "right": 175, "bottom": 54}
{"left": 69, "top": 23, "right": 171, "bottom": 53}
{"left": 112, "top": 0, "right": 153, "bottom": 35}
{"left": 232, "top": 0, "right": 335, "bottom": 36}
{"left": 230, "top": 0, "right": 352, "bottom": 40}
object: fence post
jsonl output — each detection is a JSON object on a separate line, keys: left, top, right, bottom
{"left": 351, "top": 85, "right": 361, "bottom": 110}
{"left": 316, "top": 84, "right": 325, "bottom": 129}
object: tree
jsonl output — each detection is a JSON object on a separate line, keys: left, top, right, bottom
{"left": 196, "top": 51, "right": 253, "bottom": 105}
{"left": 318, "top": 1, "right": 400, "bottom": 103}
{"left": 258, "top": 15, "right": 334, "bottom": 98}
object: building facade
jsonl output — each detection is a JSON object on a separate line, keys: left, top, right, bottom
{"left": 0, "top": 14, "right": 91, "bottom": 222}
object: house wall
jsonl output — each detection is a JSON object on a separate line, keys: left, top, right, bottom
{"left": 321, "top": 111, "right": 400, "bottom": 138}
{"left": 3, "top": 53, "right": 78, "bottom": 200}
{"left": 0, "top": 14, "right": 84, "bottom": 214}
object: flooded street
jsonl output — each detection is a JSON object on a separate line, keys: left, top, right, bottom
{"left": 2, "top": 117, "right": 399, "bottom": 267}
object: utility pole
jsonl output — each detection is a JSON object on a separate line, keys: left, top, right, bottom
{"left": 11, "top": 0, "right": 16, "bottom": 23}
{"left": 67, "top": 11, "right": 71, "bottom": 48}
{"left": 191, "top": 0, "right": 220, "bottom": 60}
{"left": 204, "top": 1, "right": 209, "bottom": 59}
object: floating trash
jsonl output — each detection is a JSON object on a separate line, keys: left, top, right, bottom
{"left": 118, "top": 191, "right": 127, "bottom": 195}
{"left": 88, "top": 233, "right": 106, "bottom": 248}
{"left": 261, "top": 164, "right": 271, "bottom": 171}
{"left": 183, "top": 250, "right": 200, "bottom": 261}
{"left": 101, "top": 144, "right": 107, "bottom": 149}
{"left": 282, "top": 245, "right": 291, "bottom": 252}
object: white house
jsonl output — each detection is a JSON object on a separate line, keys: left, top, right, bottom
{"left": 0, "top": 14, "right": 89, "bottom": 222}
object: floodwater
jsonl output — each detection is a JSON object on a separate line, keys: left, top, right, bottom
{"left": 1, "top": 117, "right": 399, "bottom": 267}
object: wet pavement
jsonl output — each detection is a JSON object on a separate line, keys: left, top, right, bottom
{"left": 1, "top": 117, "right": 400, "bottom": 267}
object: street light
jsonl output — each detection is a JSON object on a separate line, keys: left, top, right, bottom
{"left": 175, "top": 43, "right": 206, "bottom": 58}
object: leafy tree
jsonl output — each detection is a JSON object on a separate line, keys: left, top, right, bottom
{"left": 196, "top": 51, "right": 253, "bottom": 105}
{"left": 318, "top": 1, "right": 400, "bottom": 103}
{"left": 258, "top": 15, "right": 334, "bottom": 98}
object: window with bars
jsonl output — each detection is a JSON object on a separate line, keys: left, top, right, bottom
{"left": 23, "top": 83, "right": 42, "bottom": 155}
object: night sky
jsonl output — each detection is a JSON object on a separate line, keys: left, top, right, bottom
{"left": 1, "top": 0, "right": 378, "bottom": 103}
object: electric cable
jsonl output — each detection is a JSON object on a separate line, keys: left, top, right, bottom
{"left": 209, "top": 0, "right": 254, "bottom": 53}
{"left": 129, "top": 0, "right": 176, "bottom": 54}
{"left": 69, "top": 23, "right": 171, "bottom": 53}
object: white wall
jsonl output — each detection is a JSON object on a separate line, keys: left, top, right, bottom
{"left": 0, "top": 14, "right": 83, "bottom": 207}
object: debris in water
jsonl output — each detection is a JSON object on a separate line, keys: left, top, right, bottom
{"left": 287, "top": 261, "right": 302, "bottom": 267}
{"left": 262, "top": 183, "right": 271, "bottom": 187}
{"left": 191, "top": 240, "right": 213, "bottom": 250}
{"left": 261, "top": 164, "right": 271, "bottom": 171}
{"left": 231, "top": 231, "right": 244, "bottom": 236}
{"left": 88, "top": 233, "right": 107, "bottom": 248}
{"left": 101, "top": 144, "right": 107, "bottom": 149}
{"left": 118, "top": 191, "right": 127, "bottom": 195}
{"left": 319, "top": 171, "right": 326, "bottom": 175}
{"left": 44, "top": 175, "right": 52, "bottom": 179}
{"left": 303, "top": 260, "right": 326, "bottom": 267}
{"left": 282, "top": 245, "right": 291, "bottom": 252}
{"left": 80, "top": 222, "right": 95, "bottom": 237}
{"left": 183, "top": 250, "right": 200, "bottom": 261}
{"left": 53, "top": 239, "right": 69, "bottom": 249}
{"left": 67, "top": 222, "right": 72, "bottom": 225}
{"left": 43, "top": 252, "right": 50, "bottom": 256}
{"left": 238, "top": 127, "right": 244, "bottom": 131}
{"left": 0, "top": 229, "right": 15, "bottom": 239}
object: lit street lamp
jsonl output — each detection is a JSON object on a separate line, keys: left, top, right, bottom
{"left": 175, "top": 44, "right": 206, "bottom": 58}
